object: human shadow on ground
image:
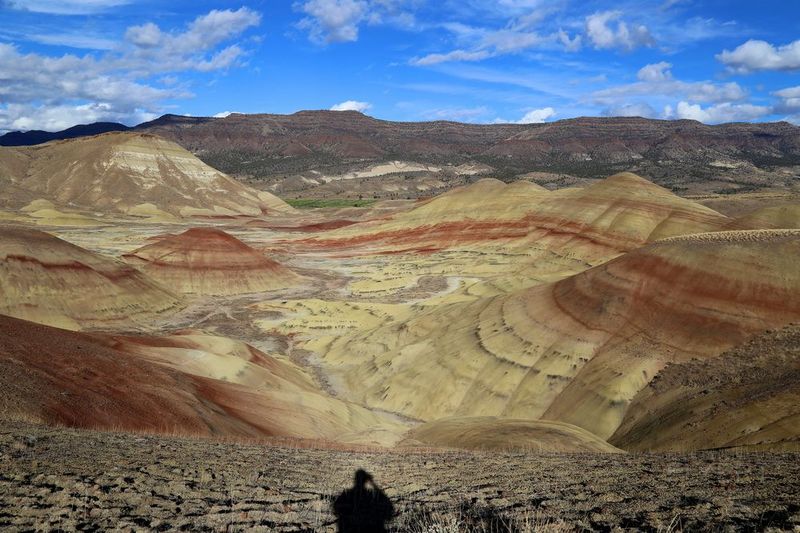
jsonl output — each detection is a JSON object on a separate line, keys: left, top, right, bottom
{"left": 332, "top": 469, "right": 394, "bottom": 533}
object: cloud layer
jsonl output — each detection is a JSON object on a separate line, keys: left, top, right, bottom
{"left": 0, "top": 7, "right": 261, "bottom": 131}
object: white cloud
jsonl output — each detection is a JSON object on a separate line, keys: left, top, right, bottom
{"left": 27, "top": 32, "right": 117, "bottom": 50}
{"left": 422, "top": 106, "right": 489, "bottom": 122}
{"left": 603, "top": 102, "right": 658, "bottom": 118}
{"left": 557, "top": 29, "right": 582, "bottom": 52}
{"left": 124, "top": 22, "right": 162, "bottom": 48}
{"left": 593, "top": 64, "right": 746, "bottom": 105}
{"left": 495, "top": 107, "right": 556, "bottom": 124}
{"left": 773, "top": 86, "right": 800, "bottom": 113}
{"left": 409, "top": 7, "right": 558, "bottom": 67}
{"left": 674, "top": 101, "right": 771, "bottom": 124}
{"left": 775, "top": 86, "right": 800, "bottom": 99}
{"left": 122, "top": 7, "right": 261, "bottom": 72}
{"left": 296, "top": 0, "right": 368, "bottom": 44}
{"left": 330, "top": 100, "right": 372, "bottom": 112}
{"left": 0, "top": 8, "right": 262, "bottom": 131}
{"left": 0, "top": 102, "right": 156, "bottom": 132}
{"left": 518, "top": 107, "right": 556, "bottom": 123}
{"left": 637, "top": 61, "right": 672, "bottom": 82}
{"left": 3, "top": 0, "right": 131, "bottom": 15}
{"left": 585, "top": 11, "right": 654, "bottom": 51}
{"left": 212, "top": 111, "right": 240, "bottom": 118}
{"left": 411, "top": 49, "right": 492, "bottom": 66}
{"left": 718, "top": 39, "right": 800, "bottom": 73}
{"left": 481, "top": 28, "right": 543, "bottom": 53}
{"left": 0, "top": 43, "right": 170, "bottom": 106}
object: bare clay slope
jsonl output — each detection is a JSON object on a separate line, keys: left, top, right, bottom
{"left": 297, "top": 173, "right": 729, "bottom": 257}
{"left": 401, "top": 417, "right": 622, "bottom": 453}
{"left": 0, "top": 132, "right": 292, "bottom": 218}
{"left": 314, "top": 230, "right": 800, "bottom": 450}
{"left": 0, "top": 226, "right": 182, "bottom": 330}
{"left": 0, "top": 314, "right": 407, "bottom": 445}
{"left": 611, "top": 323, "right": 800, "bottom": 451}
{"left": 122, "top": 227, "right": 303, "bottom": 296}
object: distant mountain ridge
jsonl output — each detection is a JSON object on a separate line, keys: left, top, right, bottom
{"left": 0, "top": 122, "right": 130, "bottom": 146}
{"left": 3, "top": 112, "right": 800, "bottom": 197}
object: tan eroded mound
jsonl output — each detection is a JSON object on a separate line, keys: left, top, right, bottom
{"left": 0, "top": 132, "right": 292, "bottom": 217}
{"left": 0, "top": 226, "right": 182, "bottom": 329}
{"left": 123, "top": 227, "right": 302, "bottom": 296}
{"left": 311, "top": 230, "right": 800, "bottom": 448}
{"left": 610, "top": 324, "right": 800, "bottom": 452}
{"left": 0, "top": 314, "right": 407, "bottom": 445}
{"left": 401, "top": 417, "right": 622, "bottom": 453}
{"left": 728, "top": 204, "right": 800, "bottom": 230}
{"left": 296, "top": 173, "right": 728, "bottom": 257}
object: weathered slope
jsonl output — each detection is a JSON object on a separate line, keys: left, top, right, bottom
{"left": 401, "top": 417, "right": 622, "bottom": 453}
{"left": 610, "top": 324, "right": 800, "bottom": 452}
{"left": 296, "top": 173, "right": 729, "bottom": 261}
{"left": 0, "top": 132, "right": 292, "bottom": 217}
{"left": 123, "top": 227, "right": 302, "bottom": 295}
{"left": 311, "top": 230, "right": 800, "bottom": 448}
{"left": 728, "top": 204, "right": 800, "bottom": 230}
{"left": 0, "top": 226, "right": 182, "bottom": 330}
{"left": 0, "top": 314, "right": 407, "bottom": 445}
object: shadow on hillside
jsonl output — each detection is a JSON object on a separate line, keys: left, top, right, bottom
{"left": 333, "top": 469, "right": 394, "bottom": 532}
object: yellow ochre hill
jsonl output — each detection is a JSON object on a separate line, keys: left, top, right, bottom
{"left": 0, "top": 226, "right": 182, "bottom": 330}
{"left": 0, "top": 132, "right": 292, "bottom": 219}
{"left": 308, "top": 229, "right": 800, "bottom": 449}
{"left": 122, "top": 227, "right": 303, "bottom": 296}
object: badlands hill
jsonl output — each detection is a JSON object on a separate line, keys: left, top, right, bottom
{"left": 402, "top": 417, "right": 622, "bottom": 453}
{"left": 297, "top": 173, "right": 729, "bottom": 260}
{"left": 612, "top": 322, "right": 800, "bottom": 452}
{"left": 0, "top": 226, "right": 182, "bottom": 330}
{"left": 122, "top": 227, "right": 303, "bottom": 296}
{"left": 311, "top": 229, "right": 800, "bottom": 450}
{"left": 0, "top": 132, "right": 291, "bottom": 218}
{"left": 0, "top": 313, "right": 406, "bottom": 444}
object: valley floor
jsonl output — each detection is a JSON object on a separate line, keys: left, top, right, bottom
{"left": 2, "top": 421, "right": 799, "bottom": 532}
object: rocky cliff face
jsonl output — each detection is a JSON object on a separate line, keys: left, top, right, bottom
{"left": 4, "top": 112, "right": 799, "bottom": 197}
{"left": 134, "top": 112, "right": 800, "bottom": 197}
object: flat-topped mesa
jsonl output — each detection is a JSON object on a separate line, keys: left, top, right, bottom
{"left": 316, "top": 229, "right": 800, "bottom": 451}
{"left": 0, "top": 132, "right": 293, "bottom": 218}
{"left": 123, "top": 227, "right": 303, "bottom": 296}
{"left": 0, "top": 226, "right": 182, "bottom": 330}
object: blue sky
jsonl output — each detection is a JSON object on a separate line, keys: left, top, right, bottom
{"left": 1, "top": 0, "right": 800, "bottom": 131}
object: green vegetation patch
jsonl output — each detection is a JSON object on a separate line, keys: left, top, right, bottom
{"left": 286, "top": 198, "right": 377, "bottom": 209}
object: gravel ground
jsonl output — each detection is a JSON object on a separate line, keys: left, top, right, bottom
{"left": 1, "top": 421, "right": 799, "bottom": 532}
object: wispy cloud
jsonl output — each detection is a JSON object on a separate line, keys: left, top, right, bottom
{"left": 0, "top": 7, "right": 262, "bottom": 131}
{"left": 2, "top": 0, "right": 133, "bottom": 15}
{"left": 592, "top": 62, "right": 747, "bottom": 105}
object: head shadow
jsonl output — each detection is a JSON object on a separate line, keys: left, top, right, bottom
{"left": 332, "top": 469, "right": 394, "bottom": 533}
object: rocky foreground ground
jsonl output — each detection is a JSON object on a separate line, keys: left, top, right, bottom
{"left": 1, "top": 421, "right": 799, "bottom": 532}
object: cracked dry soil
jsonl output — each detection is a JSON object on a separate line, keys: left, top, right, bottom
{"left": 1, "top": 421, "right": 799, "bottom": 532}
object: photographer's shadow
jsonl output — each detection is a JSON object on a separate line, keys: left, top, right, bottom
{"left": 332, "top": 469, "right": 394, "bottom": 532}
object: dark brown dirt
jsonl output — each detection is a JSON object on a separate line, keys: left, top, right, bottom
{"left": 2, "top": 421, "right": 799, "bottom": 532}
